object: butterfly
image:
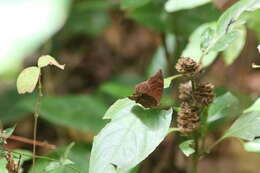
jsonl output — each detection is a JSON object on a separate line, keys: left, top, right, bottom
{"left": 129, "top": 70, "right": 164, "bottom": 108}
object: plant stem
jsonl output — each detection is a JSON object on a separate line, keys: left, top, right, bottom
{"left": 162, "top": 33, "right": 174, "bottom": 75}
{"left": 191, "top": 135, "right": 199, "bottom": 173}
{"left": 32, "top": 75, "right": 43, "bottom": 173}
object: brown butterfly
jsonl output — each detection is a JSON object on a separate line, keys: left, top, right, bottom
{"left": 129, "top": 70, "right": 164, "bottom": 108}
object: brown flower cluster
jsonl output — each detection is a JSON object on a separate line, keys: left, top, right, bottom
{"left": 176, "top": 57, "right": 200, "bottom": 77}
{"left": 176, "top": 57, "right": 215, "bottom": 133}
{"left": 177, "top": 102, "right": 200, "bottom": 133}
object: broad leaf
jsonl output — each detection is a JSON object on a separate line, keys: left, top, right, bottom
{"left": 121, "top": 0, "right": 150, "bottom": 9}
{"left": 179, "top": 140, "right": 195, "bottom": 157}
{"left": 223, "top": 111, "right": 260, "bottom": 141}
{"left": 38, "top": 55, "right": 65, "bottom": 70}
{"left": 181, "top": 23, "right": 218, "bottom": 67}
{"left": 244, "top": 98, "right": 260, "bottom": 113}
{"left": 207, "top": 92, "right": 239, "bottom": 124}
{"left": 165, "top": 0, "right": 211, "bottom": 12}
{"left": 222, "top": 26, "right": 246, "bottom": 65}
{"left": 202, "top": 0, "right": 260, "bottom": 55}
{"left": 16, "top": 66, "right": 40, "bottom": 94}
{"left": 21, "top": 95, "right": 108, "bottom": 133}
{"left": 89, "top": 98, "right": 172, "bottom": 173}
{"left": 244, "top": 139, "right": 260, "bottom": 153}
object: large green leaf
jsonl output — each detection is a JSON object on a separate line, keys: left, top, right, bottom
{"left": 121, "top": 0, "right": 151, "bottom": 9}
{"left": 165, "top": 0, "right": 211, "bottom": 12}
{"left": 223, "top": 111, "right": 260, "bottom": 141}
{"left": 222, "top": 25, "right": 246, "bottom": 65}
{"left": 21, "top": 95, "right": 108, "bottom": 133}
{"left": 202, "top": 0, "right": 260, "bottom": 55}
{"left": 89, "top": 98, "right": 172, "bottom": 173}
{"left": 30, "top": 143, "right": 91, "bottom": 173}
{"left": 181, "top": 23, "right": 218, "bottom": 67}
{"left": 244, "top": 98, "right": 260, "bottom": 113}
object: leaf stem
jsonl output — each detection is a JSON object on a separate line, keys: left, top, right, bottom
{"left": 32, "top": 74, "right": 43, "bottom": 173}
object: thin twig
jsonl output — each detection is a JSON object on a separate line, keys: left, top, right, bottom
{"left": 0, "top": 134, "right": 56, "bottom": 150}
{"left": 32, "top": 75, "right": 43, "bottom": 173}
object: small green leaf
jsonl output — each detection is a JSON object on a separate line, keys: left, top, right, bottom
{"left": 163, "top": 74, "right": 182, "bottom": 88}
{"left": 0, "top": 125, "right": 16, "bottom": 144}
{"left": 179, "top": 140, "right": 195, "bottom": 157}
{"left": 165, "top": 0, "right": 211, "bottom": 12}
{"left": 244, "top": 139, "right": 260, "bottom": 153}
{"left": 16, "top": 66, "right": 40, "bottom": 94}
{"left": 121, "top": 0, "right": 150, "bottom": 9}
{"left": 223, "top": 111, "right": 260, "bottom": 141}
{"left": 222, "top": 25, "right": 246, "bottom": 65}
{"left": 207, "top": 92, "right": 239, "bottom": 124}
{"left": 244, "top": 98, "right": 260, "bottom": 113}
{"left": 89, "top": 98, "right": 172, "bottom": 173}
{"left": 37, "top": 55, "right": 65, "bottom": 70}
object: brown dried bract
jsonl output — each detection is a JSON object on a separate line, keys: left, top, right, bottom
{"left": 178, "top": 81, "right": 193, "bottom": 102}
{"left": 129, "top": 70, "right": 164, "bottom": 108}
{"left": 177, "top": 102, "right": 200, "bottom": 133}
{"left": 194, "top": 82, "right": 215, "bottom": 108}
{"left": 4, "top": 152, "right": 18, "bottom": 173}
{"left": 175, "top": 57, "right": 200, "bottom": 77}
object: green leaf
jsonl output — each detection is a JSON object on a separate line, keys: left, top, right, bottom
{"left": 45, "top": 143, "right": 75, "bottom": 172}
{"left": 223, "top": 111, "right": 260, "bottom": 141}
{"left": 222, "top": 25, "right": 246, "bottom": 65}
{"left": 244, "top": 138, "right": 260, "bottom": 153}
{"left": 0, "top": 125, "right": 16, "bottom": 144}
{"left": 37, "top": 55, "right": 65, "bottom": 70}
{"left": 165, "top": 0, "right": 211, "bottom": 12}
{"left": 179, "top": 140, "right": 195, "bottom": 157}
{"left": 202, "top": 0, "right": 260, "bottom": 55}
{"left": 244, "top": 98, "right": 260, "bottom": 113}
{"left": 21, "top": 95, "right": 108, "bottom": 133}
{"left": 30, "top": 143, "right": 91, "bottom": 173}
{"left": 16, "top": 66, "right": 40, "bottom": 94}
{"left": 121, "top": 0, "right": 150, "bottom": 9}
{"left": 207, "top": 92, "right": 239, "bottom": 124}
{"left": 181, "top": 23, "right": 218, "bottom": 67}
{"left": 209, "top": 30, "right": 240, "bottom": 52}
{"left": 89, "top": 98, "right": 172, "bottom": 173}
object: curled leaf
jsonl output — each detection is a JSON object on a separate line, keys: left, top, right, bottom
{"left": 37, "top": 55, "right": 65, "bottom": 70}
{"left": 16, "top": 66, "right": 40, "bottom": 94}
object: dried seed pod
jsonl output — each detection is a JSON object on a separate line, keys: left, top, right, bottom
{"left": 175, "top": 57, "right": 200, "bottom": 77}
{"left": 177, "top": 102, "right": 200, "bottom": 133}
{"left": 4, "top": 152, "right": 18, "bottom": 173}
{"left": 194, "top": 82, "right": 215, "bottom": 107}
{"left": 178, "top": 81, "right": 193, "bottom": 102}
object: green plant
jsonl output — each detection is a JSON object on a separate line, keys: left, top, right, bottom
{"left": 87, "top": 1, "right": 260, "bottom": 173}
